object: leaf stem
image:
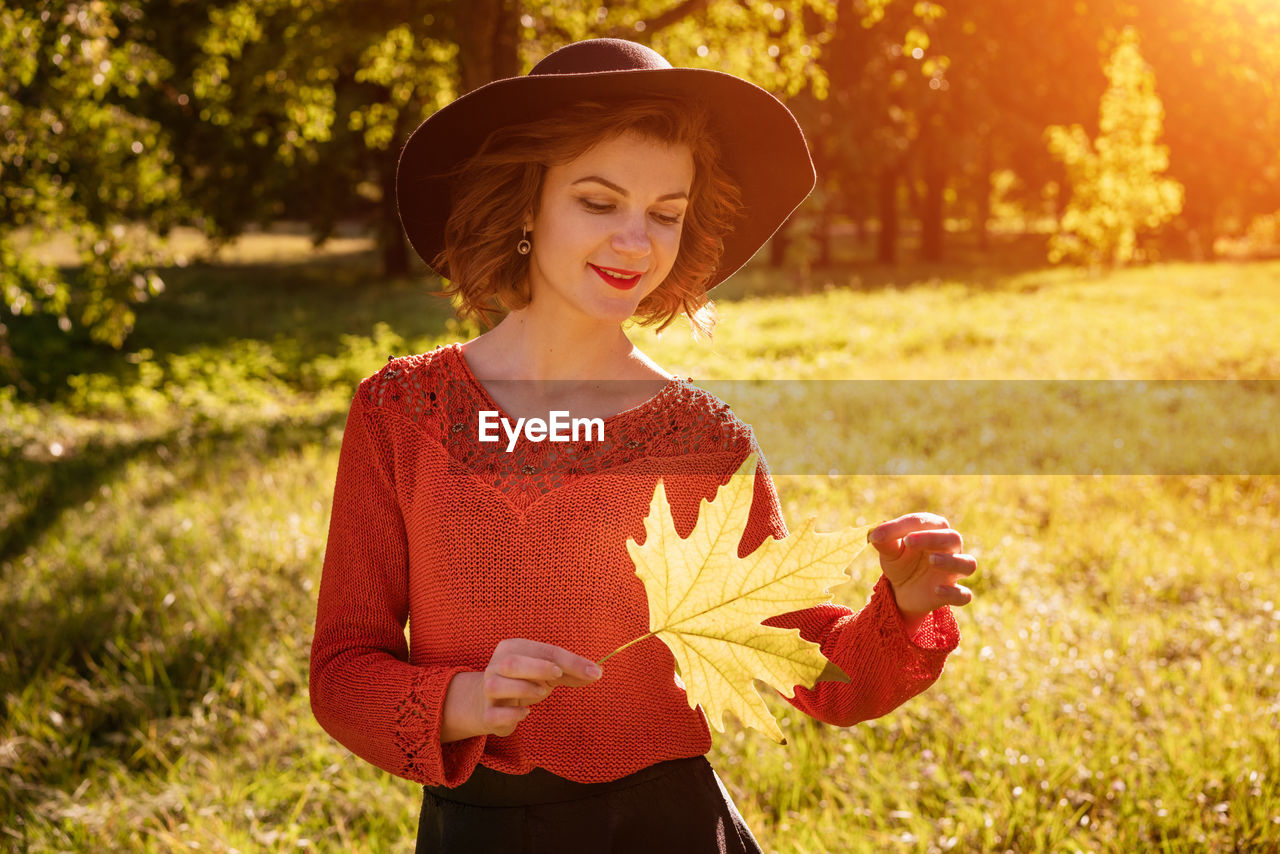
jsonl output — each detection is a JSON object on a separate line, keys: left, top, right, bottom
{"left": 597, "top": 632, "right": 655, "bottom": 667}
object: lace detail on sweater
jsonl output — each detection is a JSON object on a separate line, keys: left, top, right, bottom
{"left": 394, "top": 667, "right": 442, "bottom": 781}
{"left": 360, "top": 344, "right": 755, "bottom": 511}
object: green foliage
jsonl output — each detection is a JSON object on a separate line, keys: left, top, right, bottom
{"left": 517, "top": 1, "right": 835, "bottom": 98}
{"left": 7, "top": 0, "right": 1280, "bottom": 377}
{"left": 1046, "top": 29, "right": 1185, "bottom": 267}
{"left": 3, "top": 0, "right": 835, "bottom": 376}
{"left": 0, "top": 2, "right": 185, "bottom": 359}
{"left": 350, "top": 28, "right": 457, "bottom": 151}
{"left": 192, "top": 0, "right": 457, "bottom": 163}
{"left": 648, "top": 0, "right": 836, "bottom": 99}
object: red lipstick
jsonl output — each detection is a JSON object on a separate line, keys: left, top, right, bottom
{"left": 590, "top": 264, "right": 642, "bottom": 290}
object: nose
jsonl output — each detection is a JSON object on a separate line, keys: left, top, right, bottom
{"left": 611, "top": 213, "right": 651, "bottom": 260}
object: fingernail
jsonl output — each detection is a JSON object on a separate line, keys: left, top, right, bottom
{"left": 928, "top": 553, "right": 943, "bottom": 565}
{"left": 551, "top": 665, "right": 563, "bottom": 678}
{"left": 587, "top": 664, "right": 602, "bottom": 679}
{"left": 868, "top": 528, "right": 886, "bottom": 543}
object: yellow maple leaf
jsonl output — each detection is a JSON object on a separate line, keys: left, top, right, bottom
{"left": 601, "top": 452, "right": 871, "bottom": 744}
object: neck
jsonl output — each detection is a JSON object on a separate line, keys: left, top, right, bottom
{"left": 479, "top": 307, "right": 635, "bottom": 382}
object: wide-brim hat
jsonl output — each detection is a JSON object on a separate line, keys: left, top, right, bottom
{"left": 395, "top": 38, "right": 815, "bottom": 292}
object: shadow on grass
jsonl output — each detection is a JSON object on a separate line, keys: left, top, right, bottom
{"left": 0, "top": 406, "right": 346, "bottom": 568}
{"left": 0, "top": 404, "right": 347, "bottom": 807}
{"left": 2, "top": 431, "right": 172, "bottom": 568}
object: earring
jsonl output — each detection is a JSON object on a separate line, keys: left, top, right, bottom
{"left": 516, "top": 227, "right": 532, "bottom": 255}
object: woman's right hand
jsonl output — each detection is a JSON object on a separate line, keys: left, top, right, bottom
{"left": 441, "top": 639, "right": 603, "bottom": 742}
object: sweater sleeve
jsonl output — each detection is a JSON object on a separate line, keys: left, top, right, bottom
{"left": 309, "top": 387, "right": 487, "bottom": 786}
{"left": 762, "top": 577, "right": 959, "bottom": 727}
{"left": 739, "top": 443, "right": 961, "bottom": 728}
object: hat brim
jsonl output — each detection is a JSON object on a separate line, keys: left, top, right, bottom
{"left": 395, "top": 66, "right": 815, "bottom": 291}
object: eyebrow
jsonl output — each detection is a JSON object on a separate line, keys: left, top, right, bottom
{"left": 571, "top": 176, "right": 688, "bottom": 202}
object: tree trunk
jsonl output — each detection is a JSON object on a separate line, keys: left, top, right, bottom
{"left": 920, "top": 167, "right": 945, "bottom": 262}
{"left": 770, "top": 217, "right": 790, "bottom": 267}
{"left": 977, "top": 132, "right": 992, "bottom": 252}
{"left": 877, "top": 168, "right": 898, "bottom": 265}
{"left": 458, "top": 0, "right": 521, "bottom": 93}
{"left": 380, "top": 145, "right": 410, "bottom": 277}
{"left": 381, "top": 0, "right": 519, "bottom": 278}
{"left": 919, "top": 120, "right": 945, "bottom": 263}
{"left": 1179, "top": 184, "right": 1214, "bottom": 262}
{"left": 816, "top": 191, "right": 832, "bottom": 267}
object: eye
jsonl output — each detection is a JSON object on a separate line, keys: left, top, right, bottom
{"left": 652, "top": 212, "right": 683, "bottom": 226}
{"left": 579, "top": 198, "right": 614, "bottom": 213}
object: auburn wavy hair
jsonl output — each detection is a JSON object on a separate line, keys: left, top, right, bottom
{"left": 432, "top": 95, "right": 744, "bottom": 338}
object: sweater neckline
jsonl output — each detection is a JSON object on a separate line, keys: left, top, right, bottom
{"left": 443, "top": 342, "right": 688, "bottom": 426}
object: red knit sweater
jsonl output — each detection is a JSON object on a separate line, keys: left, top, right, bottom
{"left": 309, "top": 342, "right": 959, "bottom": 787}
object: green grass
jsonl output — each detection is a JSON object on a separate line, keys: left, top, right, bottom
{"left": 2, "top": 237, "right": 1278, "bottom": 852}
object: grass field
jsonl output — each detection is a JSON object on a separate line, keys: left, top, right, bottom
{"left": 2, "top": 236, "right": 1278, "bottom": 852}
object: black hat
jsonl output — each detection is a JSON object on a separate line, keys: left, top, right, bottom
{"left": 395, "top": 38, "right": 815, "bottom": 291}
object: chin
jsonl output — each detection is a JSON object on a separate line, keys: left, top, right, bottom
{"left": 583, "top": 296, "right": 645, "bottom": 323}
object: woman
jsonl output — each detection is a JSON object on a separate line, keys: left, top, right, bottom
{"left": 310, "top": 38, "right": 976, "bottom": 853}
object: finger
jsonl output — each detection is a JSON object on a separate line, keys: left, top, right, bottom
{"left": 490, "top": 653, "right": 567, "bottom": 683}
{"left": 498, "top": 641, "right": 603, "bottom": 685}
{"left": 868, "top": 513, "right": 950, "bottom": 545}
{"left": 493, "top": 691, "right": 553, "bottom": 708}
{"left": 869, "top": 536, "right": 907, "bottom": 561}
{"left": 868, "top": 514, "right": 951, "bottom": 559}
{"left": 933, "top": 584, "right": 973, "bottom": 607}
{"left": 483, "top": 673, "right": 551, "bottom": 704}
{"left": 543, "top": 650, "right": 604, "bottom": 686}
{"left": 494, "top": 694, "right": 539, "bottom": 708}
{"left": 553, "top": 670, "right": 602, "bottom": 688}
{"left": 904, "top": 529, "right": 964, "bottom": 554}
{"left": 483, "top": 705, "right": 531, "bottom": 737}
{"left": 928, "top": 552, "right": 977, "bottom": 576}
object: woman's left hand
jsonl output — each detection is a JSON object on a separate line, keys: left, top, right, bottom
{"left": 868, "top": 512, "right": 976, "bottom": 622}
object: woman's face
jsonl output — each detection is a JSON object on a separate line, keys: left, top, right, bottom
{"left": 525, "top": 130, "right": 694, "bottom": 325}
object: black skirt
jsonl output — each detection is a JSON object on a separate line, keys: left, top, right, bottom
{"left": 416, "top": 755, "right": 764, "bottom": 853}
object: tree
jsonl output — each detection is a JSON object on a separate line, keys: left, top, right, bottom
{"left": 911, "top": 0, "right": 1109, "bottom": 256}
{"left": 1045, "top": 28, "right": 1184, "bottom": 267}
{"left": 795, "top": 0, "right": 929, "bottom": 267}
{"left": 184, "top": 0, "right": 459, "bottom": 277}
{"left": 1, "top": 1, "right": 184, "bottom": 382}
{"left": 1116, "top": 0, "right": 1280, "bottom": 257}
{"left": 812, "top": 0, "right": 1117, "bottom": 265}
